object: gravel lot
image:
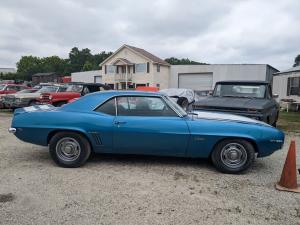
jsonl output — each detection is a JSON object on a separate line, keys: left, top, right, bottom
{"left": 0, "top": 112, "right": 300, "bottom": 225}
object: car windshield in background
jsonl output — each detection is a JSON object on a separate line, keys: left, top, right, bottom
{"left": 164, "top": 96, "right": 187, "bottom": 116}
{"left": 0, "top": 85, "right": 6, "bottom": 90}
{"left": 17, "top": 89, "right": 36, "bottom": 93}
{"left": 37, "top": 86, "right": 59, "bottom": 93}
{"left": 214, "top": 84, "right": 266, "bottom": 99}
{"left": 66, "top": 85, "right": 83, "bottom": 92}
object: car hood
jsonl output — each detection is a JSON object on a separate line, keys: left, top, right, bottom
{"left": 191, "top": 110, "right": 270, "bottom": 126}
{"left": 10, "top": 92, "right": 40, "bottom": 99}
{"left": 194, "top": 97, "right": 270, "bottom": 110}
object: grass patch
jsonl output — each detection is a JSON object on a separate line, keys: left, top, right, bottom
{"left": 277, "top": 111, "right": 300, "bottom": 133}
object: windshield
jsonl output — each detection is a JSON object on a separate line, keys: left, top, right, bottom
{"left": 164, "top": 96, "right": 187, "bottom": 116}
{"left": 0, "top": 85, "right": 6, "bottom": 90}
{"left": 214, "top": 84, "right": 266, "bottom": 98}
{"left": 37, "top": 86, "right": 59, "bottom": 93}
{"left": 66, "top": 84, "right": 83, "bottom": 92}
{"left": 17, "top": 89, "right": 36, "bottom": 94}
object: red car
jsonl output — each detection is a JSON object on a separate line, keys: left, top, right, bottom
{"left": 38, "top": 83, "right": 111, "bottom": 107}
{"left": 0, "top": 84, "right": 29, "bottom": 108}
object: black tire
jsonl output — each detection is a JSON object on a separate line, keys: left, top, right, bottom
{"left": 54, "top": 102, "right": 66, "bottom": 107}
{"left": 49, "top": 132, "right": 91, "bottom": 168}
{"left": 177, "top": 97, "right": 189, "bottom": 111}
{"left": 211, "top": 139, "right": 255, "bottom": 174}
{"left": 29, "top": 101, "right": 38, "bottom": 106}
{"left": 272, "top": 112, "right": 279, "bottom": 127}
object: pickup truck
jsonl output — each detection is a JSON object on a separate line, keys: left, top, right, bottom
{"left": 38, "top": 83, "right": 111, "bottom": 106}
{"left": 193, "top": 81, "right": 280, "bottom": 126}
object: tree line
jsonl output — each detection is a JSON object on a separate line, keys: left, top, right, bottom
{"left": 0, "top": 47, "right": 209, "bottom": 81}
{"left": 2, "top": 45, "right": 298, "bottom": 82}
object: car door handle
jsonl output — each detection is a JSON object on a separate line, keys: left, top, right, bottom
{"left": 114, "top": 121, "right": 127, "bottom": 125}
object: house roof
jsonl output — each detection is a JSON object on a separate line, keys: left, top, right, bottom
{"left": 112, "top": 58, "right": 134, "bottom": 65}
{"left": 274, "top": 65, "right": 300, "bottom": 75}
{"left": 32, "top": 72, "right": 59, "bottom": 77}
{"left": 100, "top": 44, "right": 170, "bottom": 66}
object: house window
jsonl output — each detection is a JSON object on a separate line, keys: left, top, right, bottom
{"left": 107, "top": 65, "right": 116, "bottom": 74}
{"left": 287, "top": 77, "right": 300, "bottom": 96}
{"left": 157, "top": 64, "right": 160, "bottom": 72}
{"left": 135, "top": 63, "right": 147, "bottom": 73}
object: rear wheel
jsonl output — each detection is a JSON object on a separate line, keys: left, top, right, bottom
{"left": 211, "top": 139, "right": 255, "bottom": 174}
{"left": 49, "top": 132, "right": 91, "bottom": 168}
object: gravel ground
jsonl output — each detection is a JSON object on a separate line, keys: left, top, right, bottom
{"left": 0, "top": 112, "right": 299, "bottom": 225}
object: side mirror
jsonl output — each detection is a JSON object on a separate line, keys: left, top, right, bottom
{"left": 208, "top": 91, "right": 213, "bottom": 96}
{"left": 273, "top": 94, "right": 279, "bottom": 99}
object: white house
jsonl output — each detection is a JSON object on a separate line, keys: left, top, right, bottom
{"left": 273, "top": 66, "right": 300, "bottom": 101}
{"left": 100, "top": 44, "right": 170, "bottom": 90}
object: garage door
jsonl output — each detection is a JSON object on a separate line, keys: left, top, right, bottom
{"left": 178, "top": 73, "right": 213, "bottom": 91}
{"left": 94, "top": 76, "right": 102, "bottom": 83}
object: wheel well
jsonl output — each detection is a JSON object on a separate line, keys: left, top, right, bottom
{"left": 211, "top": 137, "right": 258, "bottom": 156}
{"left": 47, "top": 129, "right": 93, "bottom": 151}
{"left": 53, "top": 101, "right": 67, "bottom": 106}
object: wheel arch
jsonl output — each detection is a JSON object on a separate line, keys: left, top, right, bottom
{"left": 210, "top": 136, "right": 258, "bottom": 156}
{"left": 47, "top": 129, "right": 94, "bottom": 152}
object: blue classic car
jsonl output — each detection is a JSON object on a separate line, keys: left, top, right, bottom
{"left": 9, "top": 91, "right": 284, "bottom": 173}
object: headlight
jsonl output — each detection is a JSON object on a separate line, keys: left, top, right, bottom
{"left": 49, "top": 95, "right": 53, "bottom": 100}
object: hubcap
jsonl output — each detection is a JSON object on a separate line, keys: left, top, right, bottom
{"left": 56, "top": 137, "right": 81, "bottom": 161}
{"left": 220, "top": 143, "right": 247, "bottom": 169}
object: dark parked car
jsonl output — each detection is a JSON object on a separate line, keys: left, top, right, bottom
{"left": 193, "top": 81, "right": 279, "bottom": 126}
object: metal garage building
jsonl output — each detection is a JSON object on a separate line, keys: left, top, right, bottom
{"left": 170, "top": 64, "right": 278, "bottom": 91}
{"left": 71, "top": 70, "right": 102, "bottom": 83}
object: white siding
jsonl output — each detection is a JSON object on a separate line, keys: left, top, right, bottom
{"left": 178, "top": 73, "right": 213, "bottom": 90}
{"left": 170, "top": 64, "right": 271, "bottom": 90}
{"left": 71, "top": 70, "right": 102, "bottom": 83}
{"left": 273, "top": 71, "right": 300, "bottom": 101}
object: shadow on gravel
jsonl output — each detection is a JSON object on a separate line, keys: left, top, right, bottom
{"left": 0, "top": 193, "right": 15, "bottom": 203}
{"left": 89, "top": 153, "right": 213, "bottom": 169}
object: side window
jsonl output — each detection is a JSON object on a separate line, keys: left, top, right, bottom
{"left": 95, "top": 98, "right": 116, "bottom": 116}
{"left": 117, "top": 96, "right": 177, "bottom": 117}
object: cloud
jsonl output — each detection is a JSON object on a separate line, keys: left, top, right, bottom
{"left": 0, "top": 0, "right": 299, "bottom": 70}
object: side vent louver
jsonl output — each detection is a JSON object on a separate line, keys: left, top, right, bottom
{"left": 89, "top": 132, "right": 102, "bottom": 145}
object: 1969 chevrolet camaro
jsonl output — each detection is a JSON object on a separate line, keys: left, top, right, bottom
{"left": 9, "top": 91, "right": 284, "bottom": 173}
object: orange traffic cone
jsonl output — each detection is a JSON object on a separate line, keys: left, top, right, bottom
{"left": 275, "top": 140, "right": 300, "bottom": 193}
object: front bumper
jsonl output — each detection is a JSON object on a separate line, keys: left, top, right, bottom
{"left": 8, "top": 127, "right": 16, "bottom": 134}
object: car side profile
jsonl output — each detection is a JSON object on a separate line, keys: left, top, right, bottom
{"left": 9, "top": 91, "right": 284, "bottom": 173}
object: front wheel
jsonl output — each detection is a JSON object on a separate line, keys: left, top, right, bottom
{"left": 211, "top": 139, "right": 255, "bottom": 174}
{"left": 49, "top": 132, "right": 91, "bottom": 168}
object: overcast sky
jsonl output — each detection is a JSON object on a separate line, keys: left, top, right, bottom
{"left": 0, "top": 0, "right": 299, "bottom": 70}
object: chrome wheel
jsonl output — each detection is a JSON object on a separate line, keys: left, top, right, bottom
{"left": 220, "top": 143, "right": 247, "bottom": 169}
{"left": 56, "top": 137, "right": 81, "bottom": 161}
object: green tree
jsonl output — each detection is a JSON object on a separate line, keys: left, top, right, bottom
{"left": 16, "top": 56, "right": 42, "bottom": 80}
{"left": 294, "top": 55, "right": 300, "bottom": 67}
{"left": 40, "top": 56, "right": 67, "bottom": 74}
{"left": 82, "top": 61, "right": 93, "bottom": 71}
{"left": 165, "top": 57, "right": 207, "bottom": 65}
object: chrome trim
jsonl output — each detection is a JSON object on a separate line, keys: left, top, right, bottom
{"left": 8, "top": 128, "right": 16, "bottom": 134}
{"left": 161, "top": 96, "right": 183, "bottom": 117}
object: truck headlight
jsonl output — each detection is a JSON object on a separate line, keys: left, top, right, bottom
{"left": 49, "top": 95, "right": 53, "bottom": 100}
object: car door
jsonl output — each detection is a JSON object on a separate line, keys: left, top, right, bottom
{"left": 113, "top": 96, "right": 190, "bottom": 157}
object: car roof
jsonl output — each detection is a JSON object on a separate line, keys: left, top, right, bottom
{"left": 91, "top": 90, "right": 163, "bottom": 97}
{"left": 216, "top": 80, "right": 270, "bottom": 85}
{"left": 62, "top": 90, "right": 165, "bottom": 112}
